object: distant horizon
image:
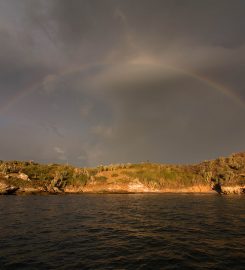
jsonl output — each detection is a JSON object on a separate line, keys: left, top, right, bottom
{"left": 1, "top": 150, "right": 244, "bottom": 168}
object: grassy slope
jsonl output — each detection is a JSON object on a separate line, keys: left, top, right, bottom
{"left": 0, "top": 152, "right": 244, "bottom": 192}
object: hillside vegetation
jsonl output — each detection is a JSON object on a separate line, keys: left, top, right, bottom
{"left": 0, "top": 152, "right": 244, "bottom": 194}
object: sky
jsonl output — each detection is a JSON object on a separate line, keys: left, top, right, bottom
{"left": 0, "top": 0, "right": 245, "bottom": 166}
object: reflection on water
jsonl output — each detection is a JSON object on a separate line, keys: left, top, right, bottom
{"left": 0, "top": 194, "right": 244, "bottom": 269}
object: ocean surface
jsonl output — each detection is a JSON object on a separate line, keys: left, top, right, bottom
{"left": 0, "top": 194, "right": 244, "bottom": 270}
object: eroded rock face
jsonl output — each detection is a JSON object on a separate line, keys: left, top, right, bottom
{"left": 0, "top": 181, "right": 19, "bottom": 195}
{"left": 43, "top": 178, "right": 65, "bottom": 194}
{"left": 64, "top": 186, "right": 84, "bottom": 193}
{"left": 0, "top": 181, "right": 7, "bottom": 189}
{"left": 18, "top": 173, "right": 30, "bottom": 181}
{"left": 221, "top": 186, "right": 245, "bottom": 195}
{"left": 212, "top": 182, "right": 245, "bottom": 195}
{"left": 3, "top": 172, "right": 30, "bottom": 181}
{"left": 128, "top": 181, "right": 153, "bottom": 192}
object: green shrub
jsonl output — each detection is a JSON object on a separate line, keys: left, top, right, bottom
{"left": 94, "top": 176, "right": 107, "bottom": 183}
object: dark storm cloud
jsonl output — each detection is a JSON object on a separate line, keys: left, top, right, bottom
{"left": 88, "top": 63, "right": 245, "bottom": 164}
{"left": 42, "top": 0, "right": 245, "bottom": 51}
{"left": 0, "top": 0, "right": 244, "bottom": 165}
{"left": 0, "top": 28, "right": 49, "bottom": 92}
{"left": 25, "top": 0, "right": 130, "bottom": 63}
{"left": 117, "top": 0, "right": 245, "bottom": 49}
{"left": 51, "top": 0, "right": 121, "bottom": 45}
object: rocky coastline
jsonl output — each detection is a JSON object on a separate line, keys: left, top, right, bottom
{"left": 0, "top": 152, "right": 244, "bottom": 195}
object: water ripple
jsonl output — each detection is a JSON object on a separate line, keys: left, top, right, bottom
{"left": 0, "top": 194, "right": 244, "bottom": 269}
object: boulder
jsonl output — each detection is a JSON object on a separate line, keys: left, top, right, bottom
{"left": 18, "top": 173, "right": 30, "bottom": 181}
{"left": 0, "top": 182, "right": 19, "bottom": 195}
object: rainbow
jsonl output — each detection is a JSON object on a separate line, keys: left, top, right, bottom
{"left": 164, "top": 65, "right": 245, "bottom": 108}
{"left": 0, "top": 62, "right": 244, "bottom": 115}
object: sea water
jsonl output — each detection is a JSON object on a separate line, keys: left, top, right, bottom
{"left": 0, "top": 194, "right": 244, "bottom": 269}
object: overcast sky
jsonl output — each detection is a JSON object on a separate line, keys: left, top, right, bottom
{"left": 0, "top": 0, "right": 244, "bottom": 166}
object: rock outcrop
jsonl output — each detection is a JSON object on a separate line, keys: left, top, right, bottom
{"left": 18, "top": 173, "right": 30, "bottom": 181}
{"left": 212, "top": 183, "right": 245, "bottom": 195}
{"left": 0, "top": 181, "right": 19, "bottom": 195}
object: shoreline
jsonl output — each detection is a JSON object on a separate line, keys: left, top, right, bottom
{"left": 1, "top": 152, "right": 244, "bottom": 196}
{"left": 12, "top": 187, "right": 216, "bottom": 195}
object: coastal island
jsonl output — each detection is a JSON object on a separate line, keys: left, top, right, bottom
{"left": 0, "top": 152, "right": 244, "bottom": 195}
